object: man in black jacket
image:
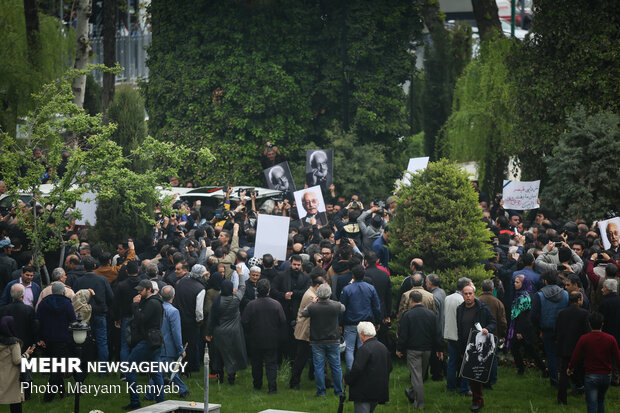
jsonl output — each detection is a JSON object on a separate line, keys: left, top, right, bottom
{"left": 73, "top": 256, "right": 114, "bottom": 371}
{"left": 397, "top": 291, "right": 443, "bottom": 408}
{"left": 271, "top": 255, "right": 310, "bottom": 361}
{"left": 113, "top": 260, "right": 142, "bottom": 364}
{"left": 345, "top": 321, "right": 392, "bottom": 413}
{"left": 174, "top": 264, "right": 206, "bottom": 372}
{"left": 363, "top": 251, "right": 392, "bottom": 346}
{"left": 555, "top": 291, "right": 590, "bottom": 404}
{"left": 124, "top": 279, "right": 164, "bottom": 410}
{"left": 457, "top": 285, "right": 496, "bottom": 412}
{"left": 241, "top": 279, "right": 286, "bottom": 394}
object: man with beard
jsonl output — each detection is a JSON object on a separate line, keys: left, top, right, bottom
{"left": 271, "top": 255, "right": 310, "bottom": 361}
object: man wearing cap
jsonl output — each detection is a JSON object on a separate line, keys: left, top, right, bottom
{"left": 242, "top": 279, "right": 286, "bottom": 394}
{"left": 174, "top": 264, "right": 206, "bottom": 372}
{"left": 357, "top": 206, "right": 387, "bottom": 253}
{"left": 0, "top": 238, "right": 17, "bottom": 275}
{"left": 124, "top": 279, "right": 165, "bottom": 410}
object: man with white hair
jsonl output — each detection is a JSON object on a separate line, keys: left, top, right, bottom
{"left": 300, "top": 283, "right": 345, "bottom": 397}
{"left": 36, "top": 267, "right": 75, "bottom": 309}
{"left": 174, "top": 263, "right": 206, "bottom": 372}
{"left": 241, "top": 265, "right": 262, "bottom": 314}
{"left": 599, "top": 277, "right": 620, "bottom": 385}
{"left": 0, "top": 283, "right": 37, "bottom": 350}
{"left": 345, "top": 321, "right": 392, "bottom": 413}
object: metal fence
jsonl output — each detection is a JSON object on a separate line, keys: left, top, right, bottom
{"left": 90, "top": 31, "right": 151, "bottom": 84}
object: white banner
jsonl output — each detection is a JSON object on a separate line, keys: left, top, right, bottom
{"left": 402, "top": 156, "right": 429, "bottom": 185}
{"left": 502, "top": 180, "right": 540, "bottom": 210}
{"left": 75, "top": 191, "right": 98, "bottom": 225}
{"left": 254, "top": 214, "right": 290, "bottom": 261}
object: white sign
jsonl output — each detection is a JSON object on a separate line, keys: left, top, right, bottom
{"left": 254, "top": 214, "right": 290, "bottom": 261}
{"left": 598, "top": 217, "right": 620, "bottom": 251}
{"left": 402, "top": 157, "right": 430, "bottom": 185}
{"left": 502, "top": 180, "right": 540, "bottom": 210}
{"left": 75, "top": 191, "right": 98, "bottom": 225}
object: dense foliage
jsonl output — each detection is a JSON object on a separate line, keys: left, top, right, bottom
{"left": 144, "top": 0, "right": 422, "bottom": 187}
{"left": 439, "top": 36, "right": 517, "bottom": 196}
{"left": 543, "top": 107, "right": 620, "bottom": 221}
{"left": 511, "top": 0, "right": 620, "bottom": 181}
{"left": 0, "top": 0, "right": 74, "bottom": 135}
{"left": 0, "top": 68, "right": 213, "bottom": 269}
{"left": 390, "top": 159, "right": 493, "bottom": 276}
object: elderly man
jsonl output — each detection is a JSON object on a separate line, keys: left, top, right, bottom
{"left": 0, "top": 283, "right": 37, "bottom": 349}
{"left": 301, "top": 190, "right": 327, "bottom": 226}
{"left": 36, "top": 267, "right": 75, "bottom": 309}
{"left": 457, "top": 284, "right": 496, "bottom": 412}
{"left": 306, "top": 150, "right": 330, "bottom": 191}
{"left": 301, "top": 283, "right": 345, "bottom": 397}
{"left": 37, "top": 282, "right": 76, "bottom": 402}
{"left": 398, "top": 272, "right": 436, "bottom": 320}
{"left": 345, "top": 322, "right": 392, "bottom": 413}
{"left": 599, "top": 278, "right": 620, "bottom": 386}
{"left": 153, "top": 286, "right": 189, "bottom": 399}
{"left": 269, "top": 165, "right": 291, "bottom": 192}
{"left": 606, "top": 221, "right": 619, "bottom": 258}
{"left": 174, "top": 264, "right": 206, "bottom": 373}
{"left": 477, "top": 279, "right": 507, "bottom": 389}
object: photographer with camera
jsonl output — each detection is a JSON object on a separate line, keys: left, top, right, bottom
{"left": 535, "top": 241, "right": 583, "bottom": 276}
{"left": 261, "top": 141, "right": 285, "bottom": 170}
{"left": 357, "top": 203, "right": 388, "bottom": 253}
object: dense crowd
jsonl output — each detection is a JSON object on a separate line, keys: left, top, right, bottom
{"left": 0, "top": 152, "right": 619, "bottom": 413}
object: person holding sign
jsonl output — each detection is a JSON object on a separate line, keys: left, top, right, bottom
{"left": 456, "top": 285, "right": 496, "bottom": 412}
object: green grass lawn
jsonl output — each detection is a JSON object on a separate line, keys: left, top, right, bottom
{"left": 27, "top": 359, "right": 620, "bottom": 412}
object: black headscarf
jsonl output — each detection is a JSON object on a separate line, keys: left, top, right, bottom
{"left": 220, "top": 279, "right": 233, "bottom": 297}
{"left": 0, "top": 316, "right": 19, "bottom": 345}
{"left": 206, "top": 279, "right": 235, "bottom": 336}
{"left": 207, "top": 271, "right": 223, "bottom": 291}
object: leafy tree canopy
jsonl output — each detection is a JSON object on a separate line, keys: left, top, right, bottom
{"left": 543, "top": 107, "right": 620, "bottom": 222}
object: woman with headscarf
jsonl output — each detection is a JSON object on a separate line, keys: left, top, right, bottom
{"left": 507, "top": 274, "right": 546, "bottom": 375}
{"left": 0, "top": 316, "right": 35, "bottom": 413}
{"left": 206, "top": 276, "right": 247, "bottom": 384}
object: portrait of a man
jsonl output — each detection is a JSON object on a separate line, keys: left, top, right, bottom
{"left": 305, "top": 149, "right": 333, "bottom": 192}
{"left": 264, "top": 161, "right": 295, "bottom": 195}
{"left": 294, "top": 186, "right": 327, "bottom": 227}
{"left": 598, "top": 217, "right": 620, "bottom": 252}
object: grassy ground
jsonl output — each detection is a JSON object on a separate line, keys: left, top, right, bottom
{"left": 27, "top": 359, "right": 620, "bottom": 413}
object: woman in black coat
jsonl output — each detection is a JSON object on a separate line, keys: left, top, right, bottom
{"left": 344, "top": 322, "right": 392, "bottom": 412}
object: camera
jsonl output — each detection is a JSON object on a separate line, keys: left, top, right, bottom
{"left": 555, "top": 242, "right": 562, "bottom": 248}
{"left": 375, "top": 200, "right": 386, "bottom": 208}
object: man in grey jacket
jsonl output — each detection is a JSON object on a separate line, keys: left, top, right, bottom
{"left": 301, "top": 284, "right": 345, "bottom": 397}
{"left": 357, "top": 206, "right": 387, "bottom": 253}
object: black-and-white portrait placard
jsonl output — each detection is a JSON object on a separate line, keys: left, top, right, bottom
{"left": 293, "top": 186, "right": 327, "bottom": 227}
{"left": 459, "top": 329, "right": 496, "bottom": 383}
{"left": 305, "top": 149, "right": 333, "bottom": 192}
{"left": 598, "top": 217, "right": 620, "bottom": 251}
{"left": 264, "top": 161, "right": 296, "bottom": 196}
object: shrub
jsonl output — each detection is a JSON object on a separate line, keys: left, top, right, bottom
{"left": 390, "top": 159, "right": 493, "bottom": 276}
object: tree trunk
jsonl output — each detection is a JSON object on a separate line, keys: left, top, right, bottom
{"left": 72, "top": 0, "right": 93, "bottom": 108}
{"left": 102, "top": 0, "right": 116, "bottom": 116}
{"left": 23, "top": 0, "right": 40, "bottom": 63}
{"left": 471, "top": 0, "right": 503, "bottom": 40}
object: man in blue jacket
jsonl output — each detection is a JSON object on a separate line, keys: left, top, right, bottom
{"left": 148, "top": 285, "right": 189, "bottom": 399}
{"left": 0, "top": 266, "right": 41, "bottom": 307}
{"left": 340, "top": 265, "right": 381, "bottom": 372}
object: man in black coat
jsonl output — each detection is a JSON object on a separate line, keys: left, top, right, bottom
{"left": 0, "top": 283, "right": 37, "bottom": 349}
{"left": 241, "top": 279, "right": 286, "bottom": 394}
{"left": 599, "top": 278, "right": 620, "bottom": 386}
{"left": 73, "top": 256, "right": 114, "bottom": 370}
{"left": 555, "top": 291, "right": 590, "bottom": 404}
{"left": 363, "top": 251, "right": 392, "bottom": 346}
{"left": 344, "top": 321, "right": 392, "bottom": 413}
{"left": 457, "top": 285, "right": 496, "bottom": 412}
{"left": 112, "top": 260, "right": 142, "bottom": 364}
{"left": 396, "top": 291, "right": 443, "bottom": 408}
{"left": 271, "top": 255, "right": 310, "bottom": 360}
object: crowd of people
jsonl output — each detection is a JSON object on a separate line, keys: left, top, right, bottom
{"left": 0, "top": 151, "right": 619, "bottom": 413}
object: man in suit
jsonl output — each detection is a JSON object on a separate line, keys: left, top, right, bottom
{"left": 363, "top": 251, "right": 392, "bottom": 346}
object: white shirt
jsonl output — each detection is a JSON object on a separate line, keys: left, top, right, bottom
{"left": 443, "top": 291, "right": 464, "bottom": 341}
